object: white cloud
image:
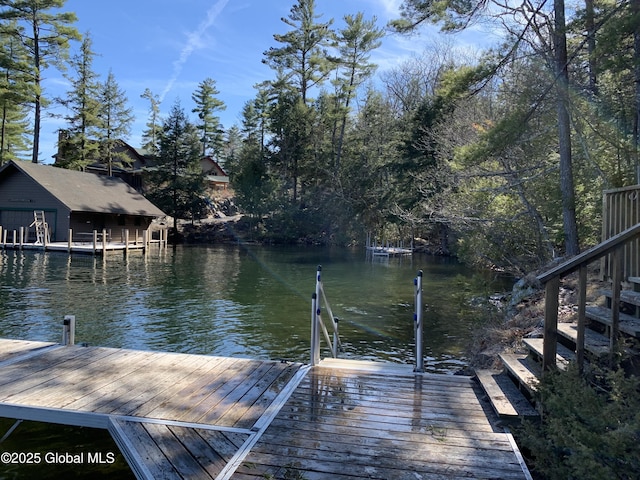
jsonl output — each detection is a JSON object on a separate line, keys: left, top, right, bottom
{"left": 160, "top": 0, "right": 230, "bottom": 102}
{"left": 375, "top": 0, "right": 403, "bottom": 17}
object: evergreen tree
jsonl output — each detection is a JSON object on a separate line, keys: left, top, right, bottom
{"left": 140, "top": 88, "right": 161, "bottom": 156}
{"left": 262, "top": 1, "right": 337, "bottom": 205}
{"left": 0, "top": 19, "right": 31, "bottom": 164}
{"left": 220, "top": 125, "right": 241, "bottom": 173}
{"left": 0, "top": 0, "right": 80, "bottom": 163}
{"left": 333, "top": 12, "right": 384, "bottom": 172}
{"left": 268, "top": 90, "right": 313, "bottom": 203}
{"left": 263, "top": 0, "right": 335, "bottom": 104}
{"left": 191, "top": 77, "right": 225, "bottom": 158}
{"left": 231, "top": 101, "right": 279, "bottom": 234}
{"left": 56, "top": 33, "right": 101, "bottom": 170}
{"left": 345, "top": 88, "right": 402, "bottom": 233}
{"left": 147, "top": 100, "right": 206, "bottom": 234}
{"left": 96, "top": 70, "right": 133, "bottom": 176}
{"left": 242, "top": 86, "right": 271, "bottom": 153}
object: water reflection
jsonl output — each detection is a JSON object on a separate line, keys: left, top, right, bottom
{"left": 0, "top": 246, "right": 511, "bottom": 372}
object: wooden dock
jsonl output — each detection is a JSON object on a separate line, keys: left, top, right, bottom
{"left": 0, "top": 339, "right": 532, "bottom": 479}
{"left": 0, "top": 226, "right": 168, "bottom": 256}
{"left": 1, "top": 240, "right": 150, "bottom": 255}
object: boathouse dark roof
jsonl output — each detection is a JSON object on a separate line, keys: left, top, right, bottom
{"left": 0, "top": 160, "right": 165, "bottom": 217}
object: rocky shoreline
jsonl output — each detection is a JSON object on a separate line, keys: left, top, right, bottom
{"left": 466, "top": 266, "right": 606, "bottom": 371}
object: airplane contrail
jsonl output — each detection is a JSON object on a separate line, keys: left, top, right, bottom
{"left": 160, "top": 0, "right": 230, "bottom": 102}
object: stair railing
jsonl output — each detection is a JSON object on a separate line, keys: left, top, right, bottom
{"left": 310, "top": 265, "right": 341, "bottom": 366}
{"left": 537, "top": 222, "right": 640, "bottom": 372}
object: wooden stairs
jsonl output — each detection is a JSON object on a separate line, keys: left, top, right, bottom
{"left": 476, "top": 276, "right": 640, "bottom": 424}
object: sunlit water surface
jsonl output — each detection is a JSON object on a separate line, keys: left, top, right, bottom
{"left": 0, "top": 245, "right": 511, "bottom": 370}
{"left": 0, "top": 245, "right": 511, "bottom": 478}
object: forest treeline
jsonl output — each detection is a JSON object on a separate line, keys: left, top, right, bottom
{"left": 1, "top": 0, "right": 639, "bottom": 274}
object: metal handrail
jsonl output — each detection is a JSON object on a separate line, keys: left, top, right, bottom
{"left": 310, "top": 265, "right": 426, "bottom": 372}
{"left": 310, "top": 265, "right": 341, "bottom": 365}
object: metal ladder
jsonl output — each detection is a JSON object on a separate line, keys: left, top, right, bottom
{"left": 30, "top": 210, "right": 50, "bottom": 244}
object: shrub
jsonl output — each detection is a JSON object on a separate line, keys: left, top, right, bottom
{"left": 516, "top": 364, "right": 640, "bottom": 479}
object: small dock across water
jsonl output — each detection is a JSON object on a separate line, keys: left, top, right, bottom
{"left": 0, "top": 338, "right": 531, "bottom": 479}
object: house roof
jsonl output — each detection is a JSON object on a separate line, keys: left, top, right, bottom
{"left": 201, "top": 156, "right": 228, "bottom": 176}
{"left": 0, "top": 160, "right": 165, "bottom": 217}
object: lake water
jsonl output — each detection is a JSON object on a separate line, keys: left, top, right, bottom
{"left": 0, "top": 245, "right": 511, "bottom": 372}
{"left": 0, "top": 245, "right": 511, "bottom": 479}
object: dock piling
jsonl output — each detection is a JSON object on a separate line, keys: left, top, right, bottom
{"left": 62, "top": 315, "right": 76, "bottom": 346}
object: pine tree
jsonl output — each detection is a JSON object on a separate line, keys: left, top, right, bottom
{"left": 333, "top": 12, "right": 383, "bottom": 172}
{"left": 242, "top": 86, "right": 271, "bottom": 153}
{"left": 263, "top": 0, "right": 335, "bottom": 104}
{"left": 232, "top": 103, "right": 277, "bottom": 221}
{"left": 262, "top": 0, "right": 336, "bottom": 204}
{"left": 0, "top": 19, "right": 32, "bottom": 164}
{"left": 96, "top": 70, "right": 133, "bottom": 176}
{"left": 0, "top": 0, "right": 80, "bottom": 163}
{"left": 56, "top": 33, "right": 101, "bottom": 170}
{"left": 147, "top": 100, "right": 207, "bottom": 234}
{"left": 191, "top": 78, "right": 225, "bottom": 157}
{"left": 220, "top": 125, "right": 241, "bottom": 173}
{"left": 140, "top": 88, "right": 161, "bottom": 156}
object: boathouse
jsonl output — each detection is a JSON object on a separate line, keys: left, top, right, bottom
{"left": 0, "top": 160, "right": 165, "bottom": 243}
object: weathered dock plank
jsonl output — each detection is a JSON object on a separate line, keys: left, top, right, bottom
{"left": 139, "top": 356, "right": 240, "bottom": 420}
{"left": 110, "top": 418, "right": 185, "bottom": 479}
{"left": 0, "top": 341, "right": 304, "bottom": 430}
{"left": 0, "top": 340, "right": 531, "bottom": 479}
{"left": 116, "top": 351, "right": 220, "bottom": 418}
{"left": 214, "top": 361, "right": 302, "bottom": 429}
{"left": 110, "top": 418, "right": 251, "bottom": 480}
{"left": 234, "top": 364, "right": 530, "bottom": 480}
{"left": 62, "top": 351, "right": 174, "bottom": 412}
{"left": 0, "top": 339, "right": 55, "bottom": 363}
{"left": 6, "top": 348, "right": 147, "bottom": 407}
{"left": 0, "top": 346, "right": 121, "bottom": 399}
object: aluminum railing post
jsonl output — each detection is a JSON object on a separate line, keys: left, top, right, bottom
{"left": 414, "top": 270, "right": 424, "bottom": 372}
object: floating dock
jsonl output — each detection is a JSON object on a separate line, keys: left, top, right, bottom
{"left": 0, "top": 338, "right": 531, "bottom": 479}
{"left": 366, "top": 245, "right": 413, "bottom": 257}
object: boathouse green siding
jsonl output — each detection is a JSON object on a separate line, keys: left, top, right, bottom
{"left": 0, "top": 160, "right": 165, "bottom": 242}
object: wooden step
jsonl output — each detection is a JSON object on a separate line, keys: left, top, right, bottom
{"left": 475, "top": 369, "right": 538, "bottom": 420}
{"left": 522, "top": 338, "right": 574, "bottom": 369}
{"left": 601, "top": 289, "right": 640, "bottom": 307}
{"left": 585, "top": 306, "right": 640, "bottom": 337}
{"left": 627, "top": 277, "right": 640, "bottom": 291}
{"left": 557, "top": 322, "right": 611, "bottom": 357}
{"left": 499, "top": 353, "right": 540, "bottom": 397}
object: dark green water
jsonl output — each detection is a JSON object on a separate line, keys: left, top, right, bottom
{"left": 0, "top": 244, "right": 511, "bottom": 479}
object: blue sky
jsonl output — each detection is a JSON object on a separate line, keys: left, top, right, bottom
{"left": 40, "top": 0, "right": 497, "bottom": 163}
